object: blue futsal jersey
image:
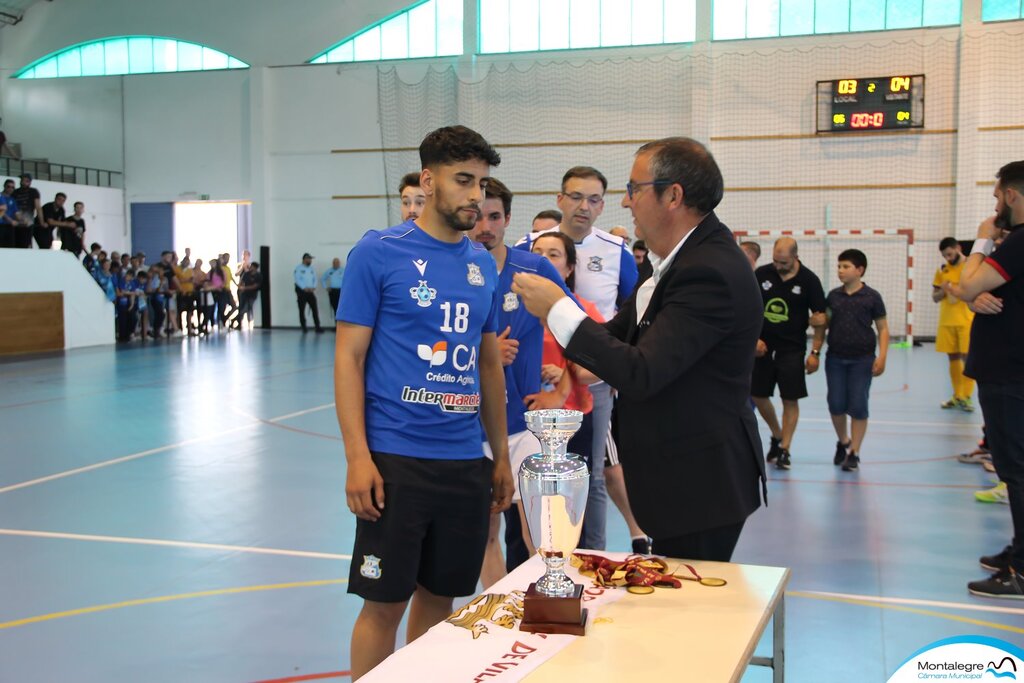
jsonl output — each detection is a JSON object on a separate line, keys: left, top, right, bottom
{"left": 337, "top": 220, "right": 500, "bottom": 460}
{"left": 492, "top": 248, "right": 574, "bottom": 437}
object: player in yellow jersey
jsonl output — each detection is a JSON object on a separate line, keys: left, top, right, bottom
{"left": 932, "top": 237, "right": 975, "bottom": 411}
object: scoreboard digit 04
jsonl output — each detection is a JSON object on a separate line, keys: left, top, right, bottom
{"left": 816, "top": 75, "right": 924, "bottom": 133}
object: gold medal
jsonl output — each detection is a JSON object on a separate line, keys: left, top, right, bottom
{"left": 627, "top": 585, "right": 655, "bottom": 595}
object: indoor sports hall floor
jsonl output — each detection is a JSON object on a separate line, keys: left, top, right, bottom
{"left": 1, "top": 331, "right": 1020, "bottom": 682}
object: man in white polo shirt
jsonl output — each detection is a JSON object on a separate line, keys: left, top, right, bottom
{"left": 516, "top": 166, "right": 639, "bottom": 551}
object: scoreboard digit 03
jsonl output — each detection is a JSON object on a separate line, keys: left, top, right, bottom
{"left": 816, "top": 75, "right": 924, "bottom": 133}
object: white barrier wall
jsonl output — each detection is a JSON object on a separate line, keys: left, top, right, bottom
{"left": 0, "top": 249, "right": 115, "bottom": 350}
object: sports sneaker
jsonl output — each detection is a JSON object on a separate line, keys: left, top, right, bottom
{"left": 841, "top": 451, "right": 860, "bottom": 472}
{"left": 958, "top": 448, "right": 992, "bottom": 464}
{"left": 766, "top": 437, "right": 782, "bottom": 464}
{"left": 968, "top": 567, "right": 1024, "bottom": 600}
{"left": 957, "top": 398, "right": 975, "bottom": 413}
{"left": 980, "top": 545, "right": 1012, "bottom": 573}
{"left": 775, "top": 448, "right": 791, "bottom": 470}
{"left": 940, "top": 397, "right": 958, "bottom": 409}
{"left": 975, "top": 482, "right": 1009, "bottom": 504}
{"left": 834, "top": 440, "right": 850, "bottom": 466}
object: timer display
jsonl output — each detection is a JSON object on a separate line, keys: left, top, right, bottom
{"left": 816, "top": 75, "right": 924, "bottom": 133}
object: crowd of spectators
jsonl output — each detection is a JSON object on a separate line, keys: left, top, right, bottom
{"left": 83, "top": 245, "right": 262, "bottom": 342}
{"left": 0, "top": 173, "right": 86, "bottom": 251}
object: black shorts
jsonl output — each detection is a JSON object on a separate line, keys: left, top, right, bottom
{"left": 348, "top": 452, "right": 493, "bottom": 603}
{"left": 751, "top": 349, "right": 807, "bottom": 400}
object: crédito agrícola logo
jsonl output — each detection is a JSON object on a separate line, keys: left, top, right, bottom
{"left": 887, "top": 635, "right": 1024, "bottom": 682}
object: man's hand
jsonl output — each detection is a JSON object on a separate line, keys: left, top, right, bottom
{"left": 497, "top": 326, "right": 519, "bottom": 367}
{"left": 490, "top": 462, "right": 513, "bottom": 514}
{"left": 346, "top": 457, "right": 385, "bottom": 521}
{"left": 969, "top": 291, "right": 1003, "bottom": 315}
{"left": 805, "top": 353, "right": 820, "bottom": 374}
{"left": 541, "top": 364, "right": 564, "bottom": 385}
{"left": 977, "top": 215, "right": 1001, "bottom": 240}
{"left": 523, "top": 390, "right": 567, "bottom": 411}
{"left": 511, "top": 273, "right": 568, "bottom": 320}
{"left": 872, "top": 357, "right": 886, "bottom": 377}
{"left": 755, "top": 339, "right": 768, "bottom": 358}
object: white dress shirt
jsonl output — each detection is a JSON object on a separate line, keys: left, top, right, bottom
{"left": 548, "top": 227, "right": 697, "bottom": 347}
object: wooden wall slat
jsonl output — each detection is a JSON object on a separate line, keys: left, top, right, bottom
{"left": 0, "top": 292, "right": 65, "bottom": 355}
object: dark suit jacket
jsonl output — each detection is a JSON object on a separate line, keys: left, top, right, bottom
{"left": 565, "top": 212, "right": 766, "bottom": 539}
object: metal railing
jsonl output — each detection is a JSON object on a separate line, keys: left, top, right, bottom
{"left": 0, "top": 156, "right": 122, "bottom": 189}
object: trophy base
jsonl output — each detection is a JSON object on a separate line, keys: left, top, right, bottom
{"left": 519, "top": 583, "right": 588, "bottom": 636}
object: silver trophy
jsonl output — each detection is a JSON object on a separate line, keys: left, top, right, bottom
{"left": 518, "top": 409, "right": 590, "bottom": 634}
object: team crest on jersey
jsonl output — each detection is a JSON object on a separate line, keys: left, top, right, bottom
{"left": 467, "top": 263, "right": 484, "bottom": 286}
{"left": 503, "top": 292, "right": 519, "bottom": 312}
{"left": 360, "top": 555, "right": 381, "bottom": 580}
{"left": 792, "top": 285, "right": 802, "bottom": 295}
{"left": 587, "top": 256, "right": 603, "bottom": 272}
{"left": 410, "top": 280, "right": 437, "bottom": 307}
{"left": 762, "top": 280, "right": 773, "bottom": 291}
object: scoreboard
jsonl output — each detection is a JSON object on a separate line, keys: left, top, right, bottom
{"left": 816, "top": 75, "right": 925, "bottom": 133}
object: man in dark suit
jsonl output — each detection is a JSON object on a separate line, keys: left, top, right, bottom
{"left": 512, "top": 137, "right": 766, "bottom": 561}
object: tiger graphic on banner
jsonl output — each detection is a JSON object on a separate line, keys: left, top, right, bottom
{"left": 445, "top": 591, "right": 526, "bottom": 639}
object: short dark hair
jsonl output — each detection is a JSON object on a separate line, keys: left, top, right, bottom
{"left": 533, "top": 209, "right": 562, "bottom": 223}
{"left": 561, "top": 166, "right": 607, "bottom": 193}
{"left": 419, "top": 126, "right": 500, "bottom": 169}
{"left": 484, "top": 177, "right": 513, "bottom": 216}
{"left": 633, "top": 240, "right": 648, "bottom": 253}
{"left": 90, "top": 242, "right": 101, "bottom": 251}
{"left": 398, "top": 172, "right": 421, "bottom": 193}
{"left": 74, "top": 201, "right": 84, "bottom": 209}
{"left": 740, "top": 241, "right": 762, "bottom": 259}
{"left": 938, "top": 237, "right": 959, "bottom": 251}
{"left": 533, "top": 231, "right": 578, "bottom": 292}
{"left": 55, "top": 192, "right": 67, "bottom": 201}
{"left": 250, "top": 262, "right": 260, "bottom": 270}
{"left": 637, "top": 137, "right": 723, "bottom": 213}
{"left": 996, "top": 160, "right": 1024, "bottom": 194}
{"left": 838, "top": 248, "right": 867, "bottom": 272}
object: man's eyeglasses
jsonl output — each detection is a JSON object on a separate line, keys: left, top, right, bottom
{"left": 626, "top": 180, "right": 674, "bottom": 199}
{"left": 563, "top": 192, "right": 604, "bottom": 207}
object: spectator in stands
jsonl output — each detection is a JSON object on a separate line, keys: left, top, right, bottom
{"left": 94, "top": 258, "right": 116, "bottom": 302}
{"left": 0, "top": 179, "right": 17, "bottom": 248}
{"left": 206, "top": 257, "right": 227, "bottom": 332}
{"left": 155, "top": 251, "right": 179, "bottom": 335}
{"left": 43, "top": 192, "right": 75, "bottom": 252}
{"left": 609, "top": 225, "right": 632, "bottom": 247}
{"left": 633, "top": 239, "right": 653, "bottom": 282}
{"left": 134, "top": 269, "right": 150, "bottom": 338}
{"left": 115, "top": 270, "right": 139, "bottom": 341}
{"left": 399, "top": 172, "right": 426, "bottom": 221}
{"left": 83, "top": 242, "right": 101, "bottom": 273}
{"left": 532, "top": 209, "right": 562, "bottom": 232}
{"left": 120, "top": 253, "right": 130, "bottom": 269}
{"left": 322, "top": 257, "right": 345, "bottom": 316}
{"left": 68, "top": 201, "right": 87, "bottom": 257}
{"left": 180, "top": 247, "right": 192, "bottom": 268}
{"left": 218, "top": 252, "right": 238, "bottom": 328}
{"left": 146, "top": 261, "right": 168, "bottom": 338}
{"left": 192, "top": 259, "right": 209, "bottom": 334}
{"left": 13, "top": 173, "right": 41, "bottom": 249}
{"left": 234, "top": 262, "right": 262, "bottom": 330}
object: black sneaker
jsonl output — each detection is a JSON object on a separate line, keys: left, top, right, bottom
{"left": 841, "top": 451, "right": 860, "bottom": 472}
{"left": 968, "top": 567, "right": 1024, "bottom": 600}
{"left": 834, "top": 440, "right": 850, "bottom": 466}
{"left": 631, "top": 537, "right": 652, "bottom": 555}
{"left": 766, "top": 437, "right": 782, "bottom": 463}
{"left": 981, "top": 545, "right": 1012, "bottom": 573}
{"left": 775, "top": 448, "right": 791, "bottom": 470}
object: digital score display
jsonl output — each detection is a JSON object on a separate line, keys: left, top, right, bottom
{"left": 816, "top": 75, "right": 924, "bottom": 133}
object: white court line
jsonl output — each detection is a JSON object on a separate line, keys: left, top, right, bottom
{"left": 0, "top": 529, "right": 351, "bottom": 561}
{"left": 797, "top": 589, "right": 1024, "bottom": 616}
{"left": 0, "top": 403, "right": 337, "bottom": 495}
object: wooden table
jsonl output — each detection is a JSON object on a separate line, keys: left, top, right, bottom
{"left": 518, "top": 557, "right": 789, "bottom": 683}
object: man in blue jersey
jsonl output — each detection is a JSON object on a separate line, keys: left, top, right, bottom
{"left": 335, "top": 126, "right": 512, "bottom": 680}
{"left": 516, "top": 166, "right": 639, "bottom": 551}
{"left": 468, "top": 177, "right": 575, "bottom": 583}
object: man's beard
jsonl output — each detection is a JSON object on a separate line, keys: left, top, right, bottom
{"left": 440, "top": 205, "right": 479, "bottom": 232}
{"left": 995, "top": 204, "right": 1014, "bottom": 230}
